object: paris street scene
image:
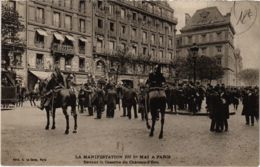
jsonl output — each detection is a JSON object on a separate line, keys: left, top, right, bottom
{"left": 1, "top": 0, "right": 259, "bottom": 166}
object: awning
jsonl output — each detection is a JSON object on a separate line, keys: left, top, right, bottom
{"left": 54, "top": 32, "right": 64, "bottom": 41}
{"left": 66, "top": 35, "right": 75, "bottom": 42}
{"left": 79, "top": 37, "right": 87, "bottom": 42}
{"left": 36, "top": 29, "right": 48, "bottom": 36}
{"left": 29, "top": 70, "right": 52, "bottom": 80}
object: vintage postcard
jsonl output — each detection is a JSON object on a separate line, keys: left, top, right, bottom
{"left": 1, "top": 0, "right": 259, "bottom": 166}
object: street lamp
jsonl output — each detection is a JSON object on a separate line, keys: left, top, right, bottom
{"left": 189, "top": 43, "right": 199, "bottom": 83}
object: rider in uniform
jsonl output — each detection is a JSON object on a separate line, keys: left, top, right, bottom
{"left": 38, "top": 66, "right": 65, "bottom": 110}
{"left": 145, "top": 64, "right": 166, "bottom": 119}
{"left": 146, "top": 64, "right": 166, "bottom": 88}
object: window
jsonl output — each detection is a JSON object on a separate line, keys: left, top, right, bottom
{"left": 165, "top": 26, "right": 169, "bottom": 34}
{"left": 36, "top": 54, "right": 44, "bottom": 69}
{"left": 132, "top": 28, "right": 137, "bottom": 38}
{"left": 151, "top": 34, "right": 155, "bottom": 44}
{"left": 36, "top": 7, "right": 44, "bottom": 23}
{"left": 120, "top": 43, "right": 126, "bottom": 50}
{"left": 97, "top": 19, "right": 103, "bottom": 28}
{"left": 8, "top": 1, "right": 16, "bottom": 10}
{"left": 121, "top": 9, "right": 125, "bottom": 19}
{"left": 168, "top": 38, "right": 172, "bottom": 47}
{"left": 121, "top": 25, "right": 126, "bottom": 34}
{"left": 159, "top": 51, "right": 163, "bottom": 60}
{"left": 177, "top": 39, "right": 181, "bottom": 47}
{"left": 35, "top": 32, "right": 44, "bottom": 48}
{"left": 216, "top": 46, "right": 222, "bottom": 53}
{"left": 97, "top": 38, "right": 103, "bottom": 52}
{"left": 12, "top": 53, "right": 22, "bottom": 67}
{"left": 201, "top": 47, "right": 207, "bottom": 55}
{"left": 108, "top": 41, "right": 115, "bottom": 51}
{"left": 132, "top": 45, "right": 137, "bottom": 55}
{"left": 142, "top": 47, "right": 147, "bottom": 55}
{"left": 216, "top": 32, "right": 222, "bottom": 39}
{"left": 108, "top": 4, "right": 113, "bottom": 15}
{"left": 79, "top": 58, "right": 85, "bottom": 71}
{"left": 65, "top": 0, "right": 72, "bottom": 8}
{"left": 151, "top": 49, "right": 155, "bottom": 58}
{"left": 110, "top": 22, "right": 115, "bottom": 32}
{"left": 97, "top": 0, "right": 103, "bottom": 9}
{"left": 142, "top": 31, "right": 147, "bottom": 43}
{"left": 79, "top": 40, "right": 85, "bottom": 54}
{"left": 188, "top": 36, "right": 192, "bottom": 44}
{"left": 65, "top": 57, "right": 72, "bottom": 70}
{"left": 168, "top": 52, "right": 173, "bottom": 60}
{"left": 216, "top": 57, "right": 222, "bottom": 65}
{"left": 79, "top": 0, "right": 85, "bottom": 13}
{"left": 132, "top": 12, "right": 136, "bottom": 20}
{"left": 65, "top": 15, "right": 72, "bottom": 30}
{"left": 159, "top": 36, "right": 163, "bottom": 45}
{"left": 53, "top": 12, "right": 60, "bottom": 27}
{"left": 54, "top": 56, "right": 60, "bottom": 66}
{"left": 201, "top": 34, "right": 206, "bottom": 42}
{"left": 79, "top": 19, "right": 85, "bottom": 32}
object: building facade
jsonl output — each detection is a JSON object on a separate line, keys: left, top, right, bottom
{"left": 92, "top": 0, "right": 177, "bottom": 87}
{"left": 176, "top": 7, "right": 241, "bottom": 86}
{"left": 3, "top": 0, "right": 178, "bottom": 89}
{"left": 3, "top": 0, "right": 93, "bottom": 89}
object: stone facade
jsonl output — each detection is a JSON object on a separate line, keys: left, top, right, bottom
{"left": 92, "top": 0, "right": 178, "bottom": 87}
{"left": 4, "top": 0, "right": 93, "bottom": 87}
{"left": 176, "top": 7, "right": 241, "bottom": 86}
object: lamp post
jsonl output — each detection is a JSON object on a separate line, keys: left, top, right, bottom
{"left": 189, "top": 43, "right": 199, "bottom": 83}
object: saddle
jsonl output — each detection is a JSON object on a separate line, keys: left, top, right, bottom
{"left": 148, "top": 87, "right": 166, "bottom": 99}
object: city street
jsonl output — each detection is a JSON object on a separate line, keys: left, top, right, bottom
{"left": 1, "top": 101, "right": 259, "bottom": 166}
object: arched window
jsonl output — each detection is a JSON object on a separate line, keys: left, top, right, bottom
{"left": 96, "top": 60, "right": 106, "bottom": 76}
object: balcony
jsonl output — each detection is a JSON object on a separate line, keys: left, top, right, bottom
{"left": 51, "top": 43, "right": 74, "bottom": 55}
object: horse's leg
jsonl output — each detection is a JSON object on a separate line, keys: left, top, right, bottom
{"left": 51, "top": 109, "right": 56, "bottom": 129}
{"left": 144, "top": 108, "right": 150, "bottom": 129}
{"left": 45, "top": 108, "right": 50, "bottom": 130}
{"left": 72, "top": 106, "right": 78, "bottom": 133}
{"left": 149, "top": 109, "right": 156, "bottom": 137}
{"left": 159, "top": 110, "right": 165, "bottom": 139}
{"left": 62, "top": 107, "right": 69, "bottom": 135}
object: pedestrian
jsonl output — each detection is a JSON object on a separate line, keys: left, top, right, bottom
{"left": 170, "top": 83, "right": 178, "bottom": 113}
{"left": 106, "top": 83, "right": 117, "bottom": 118}
{"left": 92, "top": 82, "right": 105, "bottom": 119}
{"left": 242, "top": 87, "right": 256, "bottom": 126}
{"left": 138, "top": 84, "right": 146, "bottom": 120}
{"left": 124, "top": 84, "right": 138, "bottom": 119}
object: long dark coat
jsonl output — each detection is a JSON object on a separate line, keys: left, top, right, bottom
{"left": 242, "top": 93, "right": 255, "bottom": 116}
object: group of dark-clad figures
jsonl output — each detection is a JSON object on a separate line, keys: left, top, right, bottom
{"left": 28, "top": 64, "right": 258, "bottom": 139}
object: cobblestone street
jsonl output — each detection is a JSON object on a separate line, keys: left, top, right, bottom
{"left": 1, "top": 101, "right": 259, "bottom": 166}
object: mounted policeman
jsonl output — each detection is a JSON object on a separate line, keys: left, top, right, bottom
{"left": 38, "top": 65, "right": 77, "bottom": 135}
{"left": 144, "top": 64, "right": 167, "bottom": 139}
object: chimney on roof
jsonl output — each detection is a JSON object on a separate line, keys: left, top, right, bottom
{"left": 185, "top": 13, "right": 191, "bottom": 25}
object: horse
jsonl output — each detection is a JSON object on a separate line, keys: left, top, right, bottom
{"left": 39, "top": 78, "right": 78, "bottom": 135}
{"left": 144, "top": 87, "right": 167, "bottom": 139}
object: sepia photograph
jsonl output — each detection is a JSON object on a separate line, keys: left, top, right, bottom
{"left": 1, "top": 0, "right": 259, "bottom": 166}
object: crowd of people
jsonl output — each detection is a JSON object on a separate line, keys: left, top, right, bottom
{"left": 13, "top": 65, "right": 259, "bottom": 133}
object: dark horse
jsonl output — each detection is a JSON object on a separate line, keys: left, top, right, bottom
{"left": 39, "top": 78, "right": 77, "bottom": 134}
{"left": 144, "top": 87, "right": 166, "bottom": 139}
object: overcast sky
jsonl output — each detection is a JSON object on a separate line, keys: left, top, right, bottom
{"left": 168, "top": 1, "right": 260, "bottom": 69}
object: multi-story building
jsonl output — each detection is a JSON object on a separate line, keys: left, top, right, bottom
{"left": 3, "top": 0, "right": 177, "bottom": 89}
{"left": 3, "top": 0, "right": 93, "bottom": 89}
{"left": 92, "top": 0, "right": 178, "bottom": 87}
{"left": 176, "top": 6, "right": 241, "bottom": 85}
